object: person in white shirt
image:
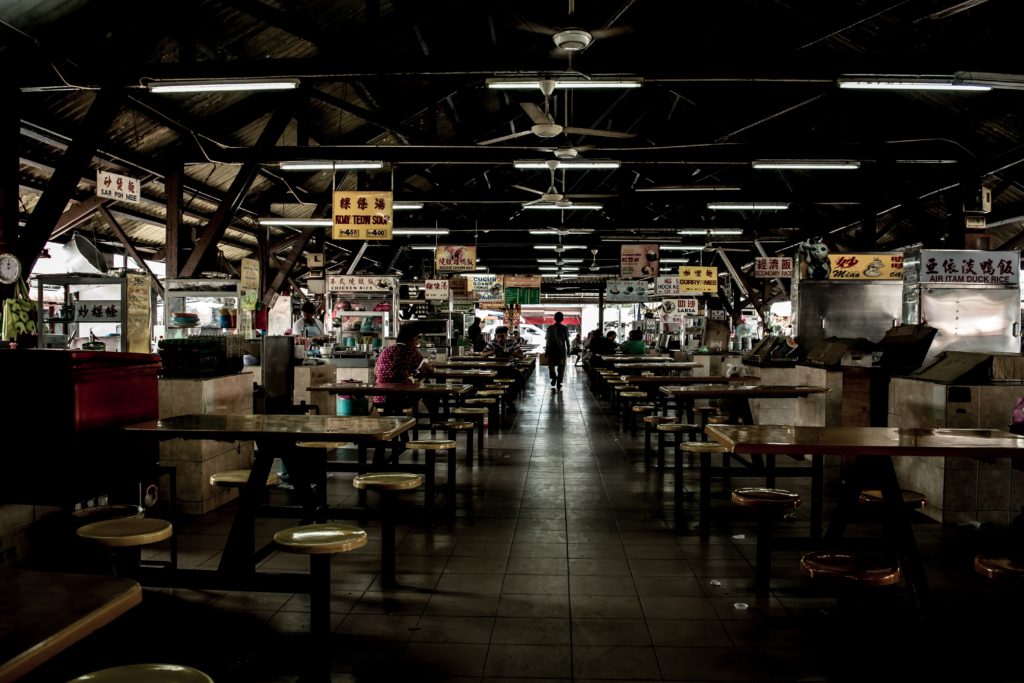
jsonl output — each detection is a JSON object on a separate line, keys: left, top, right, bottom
{"left": 292, "top": 301, "right": 325, "bottom": 338}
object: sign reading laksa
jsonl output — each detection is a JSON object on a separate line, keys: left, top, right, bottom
{"left": 332, "top": 191, "right": 393, "bottom": 240}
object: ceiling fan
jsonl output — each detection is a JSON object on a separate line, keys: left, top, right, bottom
{"left": 478, "top": 80, "right": 635, "bottom": 146}
{"left": 514, "top": 160, "right": 613, "bottom": 209}
{"left": 588, "top": 248, "right": 600, "bottom": 271}
{"left": 512, "top": 1, "right": 635, "bottom": 56}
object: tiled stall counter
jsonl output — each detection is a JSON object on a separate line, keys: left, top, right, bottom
{"left": 158, "top": 373, "right": 254, "bottom": 514}
{"left": 889, "top": 376, "right": 1024, "bottom": 524}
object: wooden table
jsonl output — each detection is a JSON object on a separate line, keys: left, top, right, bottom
{"left": 308, "top": 382, "right": 474, "bottom": 417}
{"left": 428, "top": 369, "right": 499, "bottom": 385}
{"left": 612, "top": 361, "right": 700, "bottom": 373}
{"left": 0, "top": 570, "right": 141, "bottom": 683}
{"left": 705, "top": 425, "right": 1024, "bottom": 605}
{"left": 123, "top": 414, "right": 416, "bottom": 582}
{"left": 659, "top": 384, "right": 828, "bottom": 425}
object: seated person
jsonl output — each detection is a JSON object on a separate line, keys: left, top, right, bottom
{"left": 481, "top": 326, "right": 524, "bottom": 360}
{"left": 620, "top": 329, "right": 647, "bottom": 355}
{"left": 588, "top": 330, "right": 619, "bottom": 366}
{"left": 372, "top": 323, "right": 436, "bottom": 417}
{"left": 292, "top": 301, "right": 326, "bottom": 339}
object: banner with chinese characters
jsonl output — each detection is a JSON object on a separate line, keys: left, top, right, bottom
{"left": 827, "top": 253, "right": 903, "bottom": 281}
{"left": 434, "top": 245, "right": 476, "bottom": 272}
{"left": 74, "top": 300, "right": 120, "bottom": 322}
{"left": 125, "top": 274, "right": 151, "bottom": 353}
{"left": 919, "top": 250, "right": 1018, "bottom": 285}
{"left": 331, "top": 191, "right": 393, "bottom": 240}
{"left": 240, "top": 258, "right": 260, "bottom": 311}
{"left": 677, "top": 266, "right": 718, "bottom": 294}
{"left": 96, "top": 170, "right": 141, "bottom": 204}
{"left": 327, "top": 275, "right": 397, "bottom": 292}
{"left": 754, "top": 256, "right": 794, "bottom": 279}
{"left": 656, "top": 276, "right": 680, "bottom": 296}
{"left": 424, "top": 279, "right": 449, "bottom": 300}
{"left": 620, "top": 244, "right": 660, "bottom": 278}
{"left": 503, "top": 275, "right": 542, "bottom": 288}
{"left": 605, "top": 280, "right": 648, "bottom": 302}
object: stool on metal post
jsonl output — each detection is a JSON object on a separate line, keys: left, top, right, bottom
{"left": 464, "top": 397, "right": 498, "bottom": 433}
{"left": 731, "top": 487, "right": 801, "bottom": 596}
{"left": 678, "top": 441, "right": 731, "bottom": 538}
{"left": 273, "top": 523, "right": 367, "bottom": 635}
{"left": 352, "top": 473, "right": 423, "bottom": 588}
{"left": 76, "top": 518, "right": 174, "bottom": 578}
{"left": 67, "top": 664, "right": 214, "bottom": 682}
{"left": 656, "top": 422, "right": 700, "bottom": 470}
{"left": 451, "top": 407, "right": 487, "bottom": 452}
{"left": 642, "top": 415, "right": 675, "bottom": 468}
{"left": 404, "top": 439, "right": 457, "bottom": 523}
{"left": 800, "top": 551, "right": 902, "bottom": 614}
{"left": 431, "top": 420, "right": 475, "bottom": 462}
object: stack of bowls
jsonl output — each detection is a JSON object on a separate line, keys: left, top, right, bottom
{"left": 171, "top": 311, "right": 200, "bottom": 327}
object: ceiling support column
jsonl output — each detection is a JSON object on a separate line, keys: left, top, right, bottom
{"left": 0, "top": 81, "right": 18, "bottom": 250}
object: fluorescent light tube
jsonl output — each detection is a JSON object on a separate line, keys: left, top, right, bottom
{"left": 661, "top": 258, "right": 691, "bottom": 263}
{"left": 539, "top": 266, "right": 580, "bottom": 271}
{"left": 753, "top": 160, "right": 860, "bottom": 170}
{"left": 836, "top": 76, "right": 990, "bottom": 91}
{"left": 409, "top": 245, "right": 437, "bottom": 251}
{"left": 534, "top": 245, "right": 587, "bottom": 250}
{"left": 487, "top": 78, "right": 642, "bottom": 90}
{"left": 678, "top": 228, "right": 745, "bottom": 236}
{"left": 393, "top": 201, "right": 423, "bottom": 210}
{"left": 636, "top": 185, "right": 741, "bottom": 192}
{"left": 660, "top": 245, "right": 703, "bottom": 251}
{"left": 147, "top": 78, "right": 300, "bottom": 93}
{"left": 537, "top": 258, "right": 584, "bottom": 263}
{"left": 514, "top": 160, "right": 620, "bottom": 169}
{"left": 392, "top": 228, "right": 449, "bottom": 236}
{"left": 279, "top": 161, "right": 384, "bottom": 171}
{"left": 523, "top": 203, "right": 602, "bottom": 210}
{"left": 258, "top": 218, "right": 331, "bottom": 227}
{"left": 705, "top": 203, "right": 789, "bottom": 211}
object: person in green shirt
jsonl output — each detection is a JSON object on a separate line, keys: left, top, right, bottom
{"left": 620, "top": 328, "right": 647, "bottom": 355}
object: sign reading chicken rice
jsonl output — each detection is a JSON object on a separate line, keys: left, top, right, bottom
{"left": 620, "top": 244, "right": 660, "bottom": 278}
{"left": 434, "top": 245, "right": 476, "bottom": 272}
{"left": 332, "top": 191, "right": 393, "bottom": 240}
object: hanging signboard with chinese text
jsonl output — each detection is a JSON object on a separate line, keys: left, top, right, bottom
{"left": 620, "top": 244, "right": 660, "bottom": 278}
{"left": 754, "top": 257, "right": 794, "bottom": 279}
{"left": 434, "top": 245, "right": 476, "bottom": 272}
{"left": 656, "top": 276, "right": 680, "bottom": 297}
{"left": 661, "top": 298, "right": 700, "bottom": 324}
{"left": 424, "top": 279, "right": 449, "bottom": 300}
{"left": 919, "top": 250, "right": 1018, "bottom": 285}
{"left": 240, "top": 258, "right": 260, "bottom": 311}
{"left": 677, "top": 266, "right": 718, "bottom": 294}
{"left": 605, "top": 280, "right": 648, "bottom": 302}
{"left": 826, "top": 253, "right": 903, "bottom": 280}
{"left": 331, "top": 191, "right": 392, "bottom": 240}
{"left": 95, "top": 170, "right": 140, "bottom": 204}
{"left": 327, "top": 275, "right": 397, "bottom": 292}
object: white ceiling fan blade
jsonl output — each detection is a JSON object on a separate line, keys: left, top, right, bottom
{"left": 478, "top": 130, "right": 534, "bottom": 146}
{"left": 521, "top": 102, "right": 551, "bottom": 125}
{"left": 562, "top": 126, "right": 635, "bottom": 139}
{"left": 512, "top": 184, "right": 545, "bottom": 196}
{"left": 591, "top": 25, "right": 635, "bottom": 40}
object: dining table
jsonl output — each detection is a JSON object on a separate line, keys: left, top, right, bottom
{"left": 705, "top": 424, "right": 1024, "bottom": 606}
{"left": 307, "top": 381, "right": 475, "bottom": 418}
{"left": 122, "top": 413, "right": 416, "bottom": 586}
{"left": 0, "top": 569, "right": 142, "bottom": 683}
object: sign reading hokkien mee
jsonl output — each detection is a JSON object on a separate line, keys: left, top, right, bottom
{"left": 332, "top": 191, "right": 392, "bottom": 240}
{"left": 920, "top": 250, "right": 1018, "bottom": 285}
{"left": 96, "top": 170, "right": 140, "bottom": 204}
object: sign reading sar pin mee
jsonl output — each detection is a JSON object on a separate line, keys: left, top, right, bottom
{"left": 96, "top": 170, "right": 140, "bottom": 204}
{"left": 332, "top": 191, "right": 393, "bottom": 240}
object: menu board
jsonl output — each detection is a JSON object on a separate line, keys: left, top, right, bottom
{"left": 919, "top": 250, "right": 1017, "bottom": 285}
{"left": 125, "top": 273, "right": 151, "bottom": 353}
{"left": 605, "top": 280, "right": 648, "bottom": 302}
{"left": 826, "top": 253, "right": 903, "bottom": 281}
{"left": 620, "top": 244, "right": 659, "bottom": 278}
{"left": 677, "top": 266, "right": 719, "bottom": 294}
{"left": 332, "top": 191, "right": 393, "bottom": 240}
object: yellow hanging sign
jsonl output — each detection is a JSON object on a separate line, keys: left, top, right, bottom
{"left": 332, "top": 191, "right": 393, "bottom": 240}
{"left": 678, "top": 266, "right": 719, "bottom": 294}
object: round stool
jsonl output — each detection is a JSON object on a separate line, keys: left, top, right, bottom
{"left": 857, "top": 489, "right": 927, "bottom": 509}
{"left": 431, "top": 420, "right": 476, "bottom": 462}
{"left": 77, "top": 517, "right": 174, "bottom": 577}
{"left": 209, "top": 470, "right": 280, "bottom": 488}
{"left": 405, "top": 439, "right": 457, "bottom": 522}
{"left": 72, "top": 505, "right": 145, "bottom": 523}
{"left": 451, "top": 407, "right": 488, "bottom": 450}
{"left": 67, "top": 663, "right": 214, "bottom": 682}
{"left": 800, "top": 551, "right": 902, "bottom": 587}
{"left": 642, "top": 415, "right": 676, "bottom": 467}
{"left": 974, "top": 554, "right": 1024, "bottom": 580}
{"left": 465, "top": 397, "right": 498, "bottom": 431}
{"left": 353, "top": 473, "right": 423, "bottom": 588}
{"left": 273, "top": 523, "right": 367, "bottom": 634}
{"left": 656, "top": 422, "right": 700, "bottom": 469}
{"left": 732, "top": 488, "right": 802, "bottom": 596}
{"left": 679, "top": 441, "right": 730, "bottom": 539}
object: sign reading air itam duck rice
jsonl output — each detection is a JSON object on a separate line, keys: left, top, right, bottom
{"left": 332, "top": 191, "right": 392, "bottom": 240}
{"left": 919, "top": 250, "right": 1017, "bottom": 284}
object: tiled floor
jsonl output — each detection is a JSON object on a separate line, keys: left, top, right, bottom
{"left": 21, "top": 365, "right": 1024, "bottom": 682}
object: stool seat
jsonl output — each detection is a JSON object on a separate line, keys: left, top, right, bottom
{"left": 477, "top": 389, "right": 505, "bottom": 396}
{"left": 72, "top": 504, "right": 145, "bottom": 522}
{"left": 658, "top": 423, "right": 698, "bottom": 433}
{"left": 619, "top": 391, "right": 647, "bottom": 399}
{"left": 974, "top": 554, "right": 1024, "bottom": 580}
{"left": 858, "top": 489, "right": 927, "bottom": 509}
{"left": 465, "top": 397, "right": 496, "bottom": 405}
{"left": 731, "top": 487, "right": 801, "bottom": 510}
{"left": 432, "top": 420, "right": 473, "bottom": 431}
{"left": 643, "top": 415, "right": 675, "bottom": 425}
{"left": 679, "top": 441, "right": 728, "bottom": 453}
{"left": 273, "top": 523, "right": 367, "bottom": 554}
{"left": 353, "top": 472, "right": 423, "bottom": 491}
{"left": 67, "top": 663, "right": 214, "bottom": 682}
{"left": 632, "top": 405, "right": 655, "bottom": 413}
{"left": 76, "top": 518, "right": 173, "bottom": 548}
{"left": 452, "top": 407, "right": 488, "bottom": 415}
{"left": 406, "top": 439, "right": 457, "bottom": 450}
{"left": 209, "top": 470, "right": 280, "bottom": 488}
{"left": 799, "top": 551, "right": 902, "bottom": 586}
{"left": 493, "top": 378, "right": 516, "bottom": 384}
{"left": 706, "top": 416, "right": 732, "bottom": 424}
{"left": 296, "top": 441, "right": 352, "bottom": 450}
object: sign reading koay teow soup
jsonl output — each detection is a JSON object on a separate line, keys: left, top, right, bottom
{"left": 332, "top": 191, "right": 393, "bottom": 240}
